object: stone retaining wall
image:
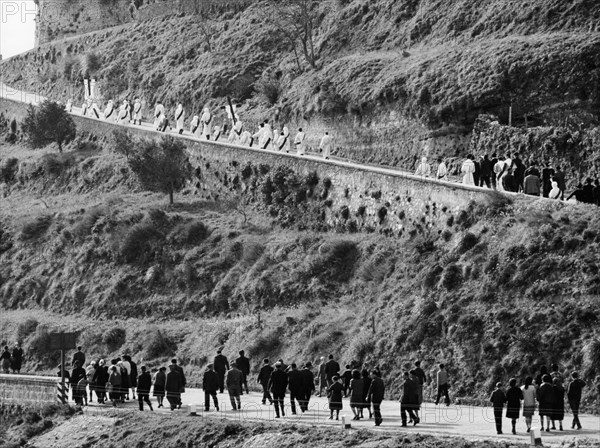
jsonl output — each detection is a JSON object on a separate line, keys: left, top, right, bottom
{"left": 0, "top": 374, "right": 58, "bottom": 404}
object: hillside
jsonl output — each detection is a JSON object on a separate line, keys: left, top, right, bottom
{"left": 0, "top": 136, "right": 599, "bottom": 409}
{"left": 3, "top": 0, "right": 600, "bottom": 180}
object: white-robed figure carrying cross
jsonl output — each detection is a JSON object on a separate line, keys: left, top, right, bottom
{"left": 117, "top": 100, "right": 130, "bottom": 124}
{"left": 175, "top": 103, "right": 185, "bottom": 134}
{"left": 104, "top": 100, "right": 115, "bottom": 120}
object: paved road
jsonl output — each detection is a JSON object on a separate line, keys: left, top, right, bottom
{"left": 64, "top": 388, "right": 597, "bottom": 446}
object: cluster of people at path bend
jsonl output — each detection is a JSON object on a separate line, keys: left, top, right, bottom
{"left": 0, "top": 343, "right": 24, "bottom": 374}
{"left": 417, "top": 152, "right": 600, "bottom": 204}
{"left": 52, "top": 347, "right": 591, "bottom": 434}
{"left": 67, "top": 97, "right": 335, "bottom": 160}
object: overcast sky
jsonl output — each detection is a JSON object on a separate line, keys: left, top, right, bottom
{"left": 0, "top": 0, "right": 36, "bottom": 59}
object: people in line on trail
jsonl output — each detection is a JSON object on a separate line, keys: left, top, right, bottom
{"left": 324, "top": 354, "right": 340, "bottom": 389}
{"left": 107, "top": 365, "right": 121, "bottom": 407}
{"left": 90, "top": 101, "right": 101, "bottom": 119}
{"left": 213, "top": 349, "right": 230, "bottom": 394}
{"left": 203, "top": 364, "right": 220, "bottom": 411}
{"left": 360, "top": 368, "right": 372, "bottom": 419}
{"left": 201, "top": 107, "right": 212, "bottom": 140}
{"left": 400, "top": 371, "right": 419, "bottom": 427}
{"left": 494, "top": 155, "right": 506, "bottom": 192}
{"left": 479, "top": 154, "right": 492, "bottom": 188}
{"left": 552, "top": 377, "right": 565, "bottom": 431}
{"left": 153, "top": 101, "right": 165, "bottom": 128}
{"left": 11, "top": 343, "right": 23, "bottom": 374}
{"left": 413, "top": 360, "right": 426, "bottom": 406}
{"left": 294, "top": 128, "right": 306, "bottom": 155}
{"left": 567, "top": 371, "right": 585, "bottom": 430}
{"left": 436, "top": 158, "right": 448, "bottom": 181}
{"left": 537, "top": 374, "right": 555, "bottom": 432}
{"left": 272, "top": 128, "right": 280, "bottom": 150}
{"left": 262, "top": 121, "right": 274, "bottom": 149}
{"left": 327, "top": 375, "right": 344, "bottom": 420}
{"left": 535, "top": 366, "right": 548, "bottom": 387}
{"left": 126, "top": 355, "right": 138, "bottom": 400}
{"left": 120, "top": 356, "right": 132, "bottom": 400}
{"left": 566, "top": 184, "right": 586, "bottom": 203}
{"left": 165, "top": 364, "right": 183, "bottom": 411}
{"left": 505, "top": 378, "right": 523, "bottom": 435}
{"left": 490, "top": 382, "right": 506, "bottom": 434}
{"left": 174, "top": 103, "right": 185, "bottom": 134}
{"left": 137, "top": 366, "right": 153, "bottom": 411}
{"left": 549, "top": 180, "right": 561, "bottom": 199}
{"left": 152, "top": 366, "right": 166, "bottom": 408}
{"left": 132, "top": 98, "right": 143, "bottom": 125}
{"left": 104, "top": 100, "right": 115, "bottom": 121}
{"left": 240, "top": 130, "right": 253, "bottom": 147}
{"left": 269, "top": 361, "right": 288, "bottom": 418}
{"left": 319, "top": 132, "right": 333, "bottom": 160}
{"left": 1, "top": 346, "right": 12, "bottom": 373}
{"left": 523, "top": 169, "right": 541, "bottom": 196}
{"left": 502, "top": 168, "right": 519, "bottom": 193}
{"left": 257, "top": 358, "right": 274, "bottom": 405}
{"left": 235, "top": 350, "right": 250, "bottom": 395}
{"left": 225, "top": 362, "right": 243, "bottom": 411}
{"left": 72, "top": 346, "right": 86, "bottom": 367}
{"left": 473, "top": 156, "right": 481, "bottom": 186}
{"left": 80, "top": 100, "right": 89, "bottom": 117}
{"left": 435, "top": 364, "right": 450, "bottom": 406}
{"left": 521, "top": 376, "right": 536, "bottom": 432}
{"left": 229, "top": 120, "right": 243, "bottom": 144}
{"left": 368, "top": 370, "right": 385, "bottom": 426}
{"left": 461, "top": 154, "right": 476, "bottom": 186}
{"left": 287, "top": 363, "right": 303, "bottom": 415}
{"left": 513, "top": 152, "right": 526, "bottom": 192}
{"left": 554, "top": 166, "right": 566, "bottom": 199}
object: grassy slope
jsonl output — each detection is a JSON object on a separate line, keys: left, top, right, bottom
{"left": 1, "top": 141, "right": 599, "bottom": 409}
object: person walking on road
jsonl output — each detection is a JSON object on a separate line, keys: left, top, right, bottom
{"left": 551, "top": 377, "right": 565, "bottom": 431}
{"left": 413, "top": 361, "right": 426, "bottom": 407}
{"left": 72, "top": 346, "right": 85, "bottom": 368}
{"left": 367, "top": 370, "right": 385, "bottom": 426}
{"left": 269, "top": 362, "right": 288, "bottom": 418}
{"left": 327, "top": 375, "right": 344, "bottom": 420}
{"left": 257, "top": 358, "right": 274, "bottom": 405}
{"left": 137, "top": 366, "right": 153, "bottom": 411}
{"left": 287, "top": 363, "right": 303, "bottom": 415}
{"left": 225, "top": 363, "right": 243, "bottom": 411}
{"left": 521, "top": 376, "right": 536, "bottom": 433}
{"left": 324, "top": 354, "right": 340, "bottom": 388}
{"left": 165, "top": 364, "right": 183, "bottom": 411}
{"left": 349, "top": 369, "right": 364, "bottom": 420}
{"left": 400, "top": 371, "right": 420, "bottom": 427}
{"left": 152, "top": 366, "right": 166, "bottom": 408}
{"left": 567, "top": 371, "right": 585, "bottom": 429}
{"left": 435, "top": 364, "right": 450, "bottom": 406}
{"left": 490, "top": 382, "right": 507, "bottom": 434}
{"left": 317, "top": 356, "right": 327, "bottom": 397}
{"left": 299, "top": 362, "right": 315, "bottom": 412}
{"left": 108, "top": 365, "right": 121, "bottom": 408}
{"left": 11, "top": 343, "right": 23, "bottom": 374}
{"left": 537, "top": 374, "right": 555, "bottom": 432}
{"left": 214, "top": 350, "right": 229, "bottom": 394}
{"left": 202, "top": 364, "right": 220, "bottom": 412}
{"left": 360, "top": 369, "right": 372, "bottom": 419}
{"left": 506, "top": 378, "right": 523, "bottom": 434}
{"left": 235, "top": 350, "right": 250, "bottom": 395}
{"left": 1, "top": 346, "right": 11, "bottom": 373}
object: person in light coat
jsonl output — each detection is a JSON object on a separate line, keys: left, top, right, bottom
{"left": 229, "top": 120, "right": 243, "bottom": 144}
{"left": 190, "top": 115, "right": 200, "bottom": 137}
{"left": 212, "top": 125, "right": 223, "bottom": 141}
{"left": 461, "top": 154, "right": 476, "bottom": 186}
{"left": 132, "top": 98, "right": 143, "bottom": 125}
{"left": 278, "top": 127, "right": 291, "bottom": 152}
{"left": 436, "top": 158, "right": 448, "bottom": 181}
{"left": 262, "top": 121, "right": 274, "bottom": 149}
{"left": 272, "top": 128, "right": 280, "bottom": 150}
{"left": 253, "top": 123, "right": 265, "bottom": 147}
{"left": 240, "top": 130, "right": 252, "bottom": 147}
{"left": 319, "top": 132, "right": 333, "bottom": 160}
{"left": 90, "top": 101, "right": 101, "bottom": 119}
{"left": 174, "top": 103, "right": 185, "bottom": 134}
{"left": 104, "top": 100, "right": 115, "bottom": 121}
{"left": 154, "top": 102, "right": 165, "bottom": 128}
{"left": 414, "top": 156, "right": 430, "bottom": 177}
{"left": 81, "top": 100, "right": 88, "bottom": 117}
{"left": 294, "top": 128, "right": 306, "bottom": 155}
{"left": 117, "top": 100, "right": 129, "bottom": 124}
{"left": 201, "top": 107, "right": 212, "bottom": 140}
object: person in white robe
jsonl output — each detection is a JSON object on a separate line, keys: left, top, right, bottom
{"left": 157, "top": 111, "right": 169, "bottom": 132}
{"left": 117, "top": 101, "right": 129, "bottom": 124}
{"left": 132, "top": 98, "right": 143, "bottom": 125}
{"left": 461, "top": 154, "right": 476, "bottom": 186}
{"left": 436, "top": 158, "right": 448, "bottom": 181}
{"left": 174, "top": 104, "right": 185, "bottom": 134}
{"left": 262, "top": 121, "right": 273, "bottom": 149}
{"left": 549, "top": 181, "right": 561, "bottom": 199}
{"left": 494, "top": 157, "right": 506, "bottom": 192}
{"left": 90, "top": 100, "right": 101, "bottom": 119}
{"left": 212, "top": 125, "right": 222, "bottom": 141}
{"left": 319, "top": 132, "right": 333, "bottom": 159}
{"left": 414, "top": 156, "right": 430, "bottom": 177}
{"left": 104, "top": 100, "right": 115, "bottom": 120}
{"left": 81, "top": 100, "right": 88, "bottom": 117}
{"left": 190, "top": 115, "right": 200, "bottom": 137}
{"left": 294, "top": 128, "right": 306, "bottom": 155}
{"left": 278, "top": 127, "right": 291, "bottom": 152}
{"left": 272, "top": 128, "right": 280, "bottom": 149}
{"left": 240, "top": 130, "right": 252, "bottom": 147}
{"left": 201, "top": 107, "right": 212, "bottom": 140}
{"left": 232, "top": 120, "right": 243, "bottom": 144}
{"left": 65, "top": 99, "right": 72, "bottom": 113}
{"left": 154, "top": 102, "right": 165, "bottom": 128}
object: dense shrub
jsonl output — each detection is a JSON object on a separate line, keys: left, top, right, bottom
{"left": 441, "top": 263, "right": 463, "bottom": 290}
{"left": 143, "top": 328, "right": 176, "bottom": 359}
{"left": 72, "top": 206, "right": 107, "bottom": 238}
{"left": 308, "top": 240, "right": 360, "bottom": 282}
{"left": 457, "top": 232, "right": 479, "bottom": 254}
{"left": 102, "top": 327, "right": 126, "bottom": 351}
{"left": 111, "top": 129, "right": 135, "bottom": 159}
{"left": 119, "top": 222, "right": 164, "bottom": 263}
{"left": 0, "top": 158, "right": 19, "bottom": 183}
{"left": 16, "top": 318, "right": 39, "bottom": 342}
{"left": 169, "top": 220, "right": 209, "bottom": 246}
{"left": 19, "top": 215, "right": 52, "bottom": 241}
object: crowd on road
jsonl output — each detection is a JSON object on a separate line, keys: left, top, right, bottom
{"left": 33, "top": 346, "right": 593, "bottom": 434}
{"left": 417, "top": 153, "right": 600, "bottom": 205}
{"left": 1, "top": 344, "right": 23, "bottom": 374}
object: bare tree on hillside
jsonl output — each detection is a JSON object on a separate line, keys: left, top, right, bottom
{"left": 269, "top": 0, "right": 323, "bottom": 70}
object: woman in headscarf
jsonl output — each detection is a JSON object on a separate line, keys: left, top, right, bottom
{"left": 461, "top": 154, "right": 476, "bottom": 186}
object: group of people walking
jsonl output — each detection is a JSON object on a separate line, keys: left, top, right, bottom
{"left": 0, "top": 344, "right": 23, "bottom": 374}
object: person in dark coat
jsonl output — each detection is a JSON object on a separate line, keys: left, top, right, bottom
{"left": 268, "top": 362, "right": 288, "bottom": 418}
{"left": 202, "top": 364, "right": 220, "bottom": 411}
{"left": 413, "top": 361, "right": 427, "bottom": 407}
{"left": 567, "top": 184, "right": 586, "bottom": 202}
{"left": 490, "top": 153, "right": 498, "bottom": 189}
{"left": 71, "top": 361, "right": 86, "bottom": 405}
{"left": 152, "top": 367, "right": 166, "bottom": 408}
{"left": 299, "top": 362, "right": 315, "bottom": 412}
{"left": 551, "top": 377, "right": 565, "bottom": 431}
{"left": 349, "top": 369, "right": 364, "bottom": 420}
{"left": 0, "top": 346, "right": 11, "bottom": 374}
{"left": 287, "top": 363, "right": 303, "bottom": 415}
{"left": 225, "top": 363, "right": 243, "bottom": 410}
{"left": 257, "top": 358, "right": 274, "bottom": 405}
{"left": 165, "top": 365, "right": 182, "bottom": 411}
{"left": 137, "top": 366, "right": 153, "bottom": 411}
{"left": 537, "top": 374, "right": 555, "bottom": 432}
{"left": 479, "top": 154, "right": 492, "bottom": 188}
{"left": 235, "top": 350, "right": 250, "bottom": 395}
{"left": 126, "top": 356, "right": 138, "bottom": 400}
{"left": 401, "top": 371, "right": 420, "bottom": 427}
{"left": 72, "top": 346, "right": 85, "bottom": 368}
{"left": 505, "top": 378, "right": 523, "bottom": 434}
{"left": 360, "top": 369, "right": 372, "bottom": 419}
{"left": 171, "top": 358, "right": 186, "bottom": 408}
{"left": 213, "top": 350, "right": 229, "bottom": 394}
{"left": 593, "top": 179, "right": 600, "bottom": 206}
{"left": 554, "top": 166, "right": 566, "bottom": 199}
{"left": 107, "top": 365, "right": 121, "bottom": 407}
{"left": 11, "top": 343, "right": 23, "bottom": 374}
{"left": 567, "top": 371, "right": 585, "bottom": 429}
{"left": 324, "top": 354, "right": 340, "bottom": 388}
{"left": 92, "top": 359, "right": 109, "bottom": 404}
{"left": 541, "top": 161, "right": 555, "bottom": 198}
{"left": 341, "top": 365, "right": 353, "bottom": 397}
{"left": 367, "top": 370, "right": 385, "bottom": 426}
{"left": 502, "top": 168, "right": 519, "bottom": 192}
{"left": 327, "top": 376, "right": 344, "bottom": 420}
{"left": 535, "top": 366, "right": 548, "bottom": 387}
{"left": 490, "top": 382, "right": 507, "bottom": 434}
{"left": 512, "top": 152, "right": 526, "bottom": 192}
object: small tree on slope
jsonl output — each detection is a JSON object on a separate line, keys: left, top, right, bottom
{"left": 21, "top": 101, "right": 76, "bottom": 152}
{"left": 128, "top": 136, "right": 191, "bottom": 204}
